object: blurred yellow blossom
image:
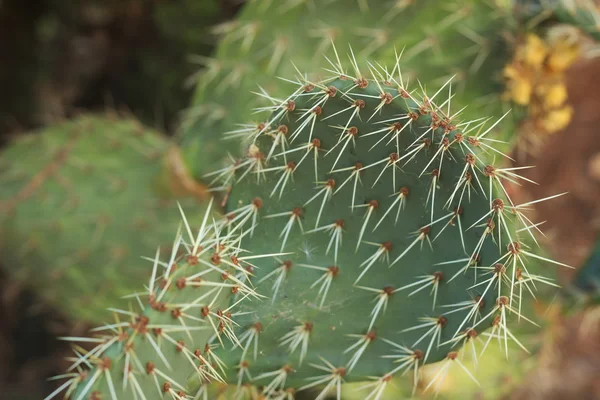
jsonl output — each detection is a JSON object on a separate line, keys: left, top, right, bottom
{"left": 537, "top": 83, "right": 568, "bottom": 109}
{"left": 540, "top": 106, "right": 574, "bottom": 133}
{"left": 503, "top": 30, "right": 581, "bottom": 138}
{"left": 520, "top": 34, "right": 548, "bottom": 69}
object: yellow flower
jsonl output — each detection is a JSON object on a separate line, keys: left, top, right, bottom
{"left": 510, "top": 78, "right": 533, "bottom": 105}
{"left": 503, "top": 65, "right": 533, "bottom": 105}
{"left": 547, "top": 40, "right": 580, "bottom": 72}
{"left": 521, "top": 34, "right": 548, "bottom": 69}
{"left": 503, "top": 64, "right": 519, "bottom": 79}
{"left": 539, "top": 83, "right": 568, "bottom": 109}
{"left": 541, "top": 105, "right": 573, "bottom": 133}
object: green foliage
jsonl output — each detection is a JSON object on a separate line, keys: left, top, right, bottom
{"left": 0, "top": 114, "right": 210, "bottom": 322}
{"left": 181, "top": 0, "right": 518, "bottom": 181}
{"left": 52, "top": 54, "right": 569, "bottom": 400}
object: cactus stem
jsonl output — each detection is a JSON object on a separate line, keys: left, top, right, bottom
{"left": 74, "top": 364, "right": 106, "bottom": 400}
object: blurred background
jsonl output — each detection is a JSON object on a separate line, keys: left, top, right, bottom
{"left": 1, "top": 0, "right": 599, "bottom": 399}
{"left": 0, "top": 0, "right": 242, "bottom": 397}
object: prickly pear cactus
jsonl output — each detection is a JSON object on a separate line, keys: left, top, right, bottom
{"left": 181, "top": 0, "right": 516, "bottom": 181}
{"left": 50, "top": 53, "right": 569, "bottom": 400}
{"left": 0, "top": 114, "right": 210, "bottom": 322}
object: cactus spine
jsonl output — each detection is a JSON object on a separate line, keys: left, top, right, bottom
{"left": 49, "top": 48, "right": 570, "bottom": 400}
{"left": 2, "top": 0, "right": 585, "bottom": 325}
{"left": 182, "top": 0, "right": 516, "bottom": 181}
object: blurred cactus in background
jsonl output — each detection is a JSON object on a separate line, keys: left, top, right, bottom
{"left": 0, "top": 114, "right": 213, "bottom": 321}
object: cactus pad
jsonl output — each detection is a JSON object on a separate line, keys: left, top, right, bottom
{"left": 0, "top": 114, "right": 210, "bottom": 322}
{"left": 182, "top": 0, "right": 514, "bottom": 181}
{"left": 51, "top": 54, "right": 570, "bottom": 400}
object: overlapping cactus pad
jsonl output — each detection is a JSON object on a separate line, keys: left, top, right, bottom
{"left": 0, "top": 115, "right": 210, "bottom": 322}
{"left": 50, "top": 52, "right": 570, "bottom": 400}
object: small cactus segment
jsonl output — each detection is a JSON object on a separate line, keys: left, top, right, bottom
{"left": 0, "top": 114, "right": 210, "bottom": 322}
{"left": 182, "top": 0, "right": 514, "bottom": 181}
{"left": 52, "top": 58, "right": 569, "bottom": 400}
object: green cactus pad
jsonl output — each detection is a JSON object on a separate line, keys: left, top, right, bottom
{"left": 53, "top": 55, "right": 569, "bottom": 400}
{"left": 0, "top": 114, "right": 211, "bottom": 322}
{"left": 181, "top": 0, "right": 516, "bottom": 182}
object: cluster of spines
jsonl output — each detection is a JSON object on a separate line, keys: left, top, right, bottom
{"left": 206, "top": 46, "right": 572, "bottom": 397}
{"left": 182, "top": 0, "right": 515, "bottom": 185}
{"left": 48, "top": 48, "right": 571, "bottom": 400}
